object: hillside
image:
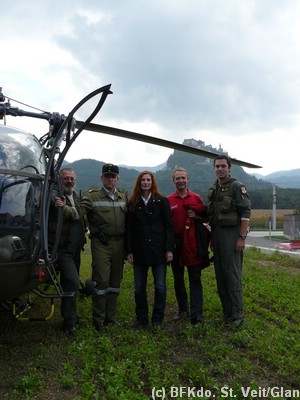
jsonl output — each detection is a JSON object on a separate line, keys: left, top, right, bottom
{"left": 253, "top": 168, "right": 300, "bottom": 188}
{"left": 66, "top": 154, "right": 270, "bottom": 196}
{"left": 119, "top": 162, "right": 166, "bottom": 172}
{"left": 65, "top": 141, "right": 300, "bottom": 209}
{"left": 64, "top": 159, "right": 138, "bottom": 195}
{"left": 264, "top": 169, "right": 300, "bottom": 188}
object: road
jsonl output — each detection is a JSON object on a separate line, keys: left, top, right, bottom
{"left": 246, "top": 230, "right": 282, "bottom": 249}
{"left": 246, "top": 230, "right": 300, "bottom": 257}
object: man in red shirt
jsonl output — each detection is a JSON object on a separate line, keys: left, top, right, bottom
{"left": 167, "top": 167, "right": 209, "bottom": 324}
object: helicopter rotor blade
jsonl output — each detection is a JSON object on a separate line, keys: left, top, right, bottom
{"left": 75, "top": 121, "right": 262, "bottom": 169}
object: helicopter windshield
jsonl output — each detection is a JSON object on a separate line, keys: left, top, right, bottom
{"left": 0, "top": 177, "right": 39, "bottom": 256}
{"left": 0, "top": 125, "right": 46, "bottom": 173}
{"left": 0, "top": 126, "right": 45, "bottom": 258}
{"left": 0, "top": 179, "right": 32, "bottom": 225}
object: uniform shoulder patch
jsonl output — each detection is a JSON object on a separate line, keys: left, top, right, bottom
{"left": 88, "top": 189, "right": 99, "bottom": 193}
{"left": 240, "top": 186, "right": 247, "bottom": 194}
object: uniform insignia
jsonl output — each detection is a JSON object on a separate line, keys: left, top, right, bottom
{"left": 240, "top": 186, "right": 247, "bottom": 194}
{"left": 89, "top": 189, "right": 99, "bottom": 193}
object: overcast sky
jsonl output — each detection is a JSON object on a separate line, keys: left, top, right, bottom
{"left": 1, "top": 0, "right": 300, "bottom": 176}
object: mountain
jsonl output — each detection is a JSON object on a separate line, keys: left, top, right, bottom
{"left": 65, "top": 153, "right": 271, "bottom": 196}
{"left": 265, "top": 169, "right": 300, "bottom": 188}
{"left": 119, "top": 162, "right": 166, "bottom": 172}
{"left": 64, "top": 140, "right": 300, "bottom": 209}
{"left": 62, "top": 159, "right": 139, "bottom": 194}
{"left": 253, "top": 169, "right": 300, "bottom": 188}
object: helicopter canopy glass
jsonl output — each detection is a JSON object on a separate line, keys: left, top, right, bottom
{"left": 0, "top": 126, "right": 45, "bottom": 255}
{"left": 0, "top": 125, "right": 46, "bottom": 174}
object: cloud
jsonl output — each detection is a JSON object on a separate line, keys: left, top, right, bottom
{"left": 52, "top": 1, "right": 300, "bottom": 131}
{"left": 1, "top": 0, "right": 300, "bottom": 175}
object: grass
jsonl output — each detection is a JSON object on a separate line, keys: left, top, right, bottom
{"left": 0, "top": 244, "right": 299, "bottom": 399}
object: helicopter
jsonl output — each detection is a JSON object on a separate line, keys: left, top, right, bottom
{"left": 0, "top": 84, "right": 261, "bottom": 320}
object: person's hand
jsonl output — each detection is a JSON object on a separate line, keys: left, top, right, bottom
{"left": 236, "top": 237, "right": 245, "bottom": 252}
{"left": 165, "top": 251, "right": 173, "bottom": 263}
{"left": 55, "top": 196, "right": 66, "bottom": 208}
{"left": 127, "top": 253, "right": 134, "bottom": 264}
{"left": 186, "top": 209, "right": 196, "bottom": 218}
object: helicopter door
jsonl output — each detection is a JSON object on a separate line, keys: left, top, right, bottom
{"left": 0, "top": 177, "right": 40, "bottom": 260}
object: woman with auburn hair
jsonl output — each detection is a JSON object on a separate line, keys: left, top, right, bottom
{"left": 126, "top": 171, "right": 174, "bottom": 329}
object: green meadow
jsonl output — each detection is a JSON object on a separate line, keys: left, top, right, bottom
{"left": 0, "top": 244, "right": 299, "bottom": 400}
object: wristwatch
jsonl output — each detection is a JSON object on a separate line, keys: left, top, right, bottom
{"left": 239, "top": 234, "right": 247, "bottom": 240}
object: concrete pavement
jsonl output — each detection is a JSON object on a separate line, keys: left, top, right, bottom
{"left": 246, "top": 230, "right": 282, "bottom": 248}
{"left": 246, "top": 230, "right": 300, "bottom": 257}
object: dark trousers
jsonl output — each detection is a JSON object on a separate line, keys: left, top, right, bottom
{"left": 134, "top": 264, "right": 167, "bottom": 325}
{"left": 58, "top": 221, "right": 82, "bottom": 327}
{"left": 213, "top": 225, "right": 243, "bottom": 321}
{"left": 172, "top": 264, "right": 204, "bottom": 320}
{"left": 59, "top": 253, "right": 80, "bottom": 327}
{"left": 172, "top": 264, "right": 189, "bottom": 313}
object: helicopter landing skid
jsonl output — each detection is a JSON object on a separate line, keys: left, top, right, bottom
{"left": 14, "top": 298, "right": 55, "bottom": 321}
{"left": 10, "top": 289, "right": 74, "bottom": 321}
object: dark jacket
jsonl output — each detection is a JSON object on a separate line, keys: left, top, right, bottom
{"left": 49, "top": 191, "right": 86, "bottom": 250}
{"left": 126, "top": 195, "right": 174, "bottom": 265}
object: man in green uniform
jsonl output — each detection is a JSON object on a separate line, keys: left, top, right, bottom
{"left": 208, "top": 155, "right": 251, "bottom": 328}
{"left": 80, "top": 164, "right": 127, "bottom": 332}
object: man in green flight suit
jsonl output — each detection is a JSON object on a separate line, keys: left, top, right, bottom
{"left": 80, "top": 164, "right": 128, "bottom": 332}
{"left": 208, "top": 155, "right": 251, "bottom": 328}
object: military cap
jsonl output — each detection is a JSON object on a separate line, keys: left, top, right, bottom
{"left": 102, "top": 163, "right": 119, "bottom": 175}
